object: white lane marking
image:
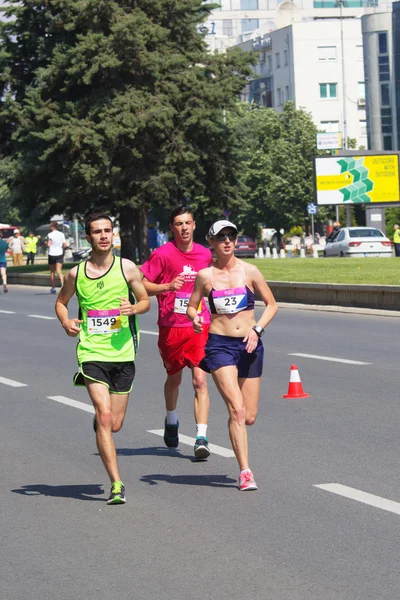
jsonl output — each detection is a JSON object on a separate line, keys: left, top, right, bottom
{"left": 289, "top": 353, "right": 371, "bottom": 366}
{"left": 140, "top": 330, "right": 158, "bottom": 336}
{"left": 0, "top": 310, "right": 16, "bottom": 314}
{"left": 47, "top": 396, "right": 94, "bottom": 414}
{"left": 28, "top": 314, "right": 57, "bottom": 320}
{"left": 147, "top": 429, "right": 235, "bottom": 458}
{"left": 0, "top": 376, "right": 28, "bottom": 387}
{"left": 315, "top": 483, "right": 400, "bottom": 516}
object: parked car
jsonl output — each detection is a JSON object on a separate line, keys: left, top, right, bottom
{"left": 324, "top": 227, "right": 392, "bottom": 258}
{"left": 234, "top": 235, "right": 257, "bottom": 258}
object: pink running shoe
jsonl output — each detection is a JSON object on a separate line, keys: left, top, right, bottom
{"left": 239, "top": 470, "right": 258, "bottom": 491}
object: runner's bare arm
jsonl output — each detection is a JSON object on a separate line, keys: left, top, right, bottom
{"left": 250, "top": 265, "right": 278, "bottom": 330}
{"left": 141, "top": 274, "right": 185, "bottom": 296}
{"left": 120, "top": 259, "right": 150, "bottom": 316}
{"left": 55, "top": 267, "right": 83, "bottom": 337}
{"left": 187, "top": 270, "right": 207, "bottom": 332}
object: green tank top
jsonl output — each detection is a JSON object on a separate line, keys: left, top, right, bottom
{"left": 76, "top": 256, "right": 139, "bottom": 363}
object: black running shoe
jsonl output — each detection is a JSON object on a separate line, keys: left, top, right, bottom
{"left": 194, "top": 437, "right": 210, "bottom": 459}
{"left": 107, "top": 481, "right": 126, "bottom": 505}
{"left": 163, "top": 418, "right": 179, "bottom": 448}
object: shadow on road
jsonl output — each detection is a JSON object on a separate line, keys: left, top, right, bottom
{"left": 11, "top": 483, "right": 106, "bottom": 501}
{"left": 111, "top": 446, "right": 195, "bottom": 461}
{"left": 140, "top": 473, "right": 237, "bottom": 488}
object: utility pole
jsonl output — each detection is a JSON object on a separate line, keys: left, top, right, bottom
{"left": 337, "top": 0, "right": 351, "bottom": 226}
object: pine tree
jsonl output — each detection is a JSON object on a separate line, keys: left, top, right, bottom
{"left": 0, "top": 0, "right": 254, "bottom": 259}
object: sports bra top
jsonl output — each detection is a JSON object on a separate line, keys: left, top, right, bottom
{"left": 208, "top": 265, "right": 255, "bottom": 315}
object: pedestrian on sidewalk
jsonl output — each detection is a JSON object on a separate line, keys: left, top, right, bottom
{"left": 393, "top": 224, "right": 400, "bottom": 257}
{"left": 8, "top": 229, "right": 25, "bottom": 266}
{"left": 0, "top": 231, "right": 9, "bottom": 292}
{"left": 26, "top": 232, "right": 40, "bottom": 265}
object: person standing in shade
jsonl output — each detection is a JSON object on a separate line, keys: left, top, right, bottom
{"left": 140, "top": 206, "right": 212, "bottom": 459}
{"left": 0, "top": 231, "right": 9, "bottom": 292}
{"left": 47, "top": 221, "right": 67, "bottom": 293}
{"left": 187, "top": 220, "right": 278, "bottom": 491}
{"left": 26, "top": 232, "right": 40, "bottom": 265}
{"left": 55, "top": 211, "right": 150, "bottom": 505}
{"left": 8, "top": 229, "right": 25, "bottom": 266}
{"left": 393, "top": 224, "right": 400, "bottom": 257}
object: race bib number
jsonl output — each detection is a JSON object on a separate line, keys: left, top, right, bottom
{"left": 212, "top": 287, "right": 248, "bottom": 315}
{"left": 87, "top": 309, "right": 121, "bottom": 334}
{"left": 174, "top": 292, "right": 202, "bottom": 314}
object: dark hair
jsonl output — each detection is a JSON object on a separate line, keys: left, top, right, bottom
{"left": 50, "top": 221, "right": 58, "bottom": 230}
{"left": 85, "top": 212, "right": 113, "bottom": 235}
{"left": 169, "top": 205, "right": 194, "bottom": 225}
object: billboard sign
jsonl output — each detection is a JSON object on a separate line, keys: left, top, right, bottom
{"left": 314, "top": 154, "right": 400, "bottom": 205}
{"left": 316, "top": 132, "right": 342, "bottom": 150}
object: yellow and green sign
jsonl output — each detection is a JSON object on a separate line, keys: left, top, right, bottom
{"left": 314, "top": 154, "right": 400, "bottom": 205}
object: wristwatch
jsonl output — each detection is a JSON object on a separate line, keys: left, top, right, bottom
{"left": 252, "top": 325, "right": 264, "bottom": 338}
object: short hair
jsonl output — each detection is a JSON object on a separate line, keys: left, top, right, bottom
{"left": 169, "top": 205, "right": 194, "bottom": 225}
{"left": 50, "top": 221, "right": 58, "bottom": 230}
{"left": 85, "top": 211, "right": 113, "bottom": 235}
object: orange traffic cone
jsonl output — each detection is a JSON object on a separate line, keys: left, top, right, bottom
{"left": 282, "top": 365, "right": 310, "bottom": 399}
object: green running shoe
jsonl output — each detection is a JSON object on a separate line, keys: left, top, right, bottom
{"left": 107, "top": 481, "right": 126, "bottom": 505}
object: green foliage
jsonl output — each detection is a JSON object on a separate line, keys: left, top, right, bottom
{"left": 0, "top": 0, "right": 255, "bottom": 258}
{"left": 289, "top": 226, "right": 303, "bottom": 237}
{"left": 227, "top": 102, "right": 320, "bottom": 238}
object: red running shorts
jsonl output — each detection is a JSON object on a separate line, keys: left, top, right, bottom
{"left": 158, "top": 325, "right": 210, "bottom": 376}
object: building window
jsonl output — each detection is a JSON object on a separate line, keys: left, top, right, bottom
{"left": 241, "top": 19, "right": 259, "bottom": 33}
{"left": 359, "top": 120, "right": 367, "bottom": 136}
{"left": 284, "top": 49, "right": 288, "bottom": 65}
{"left": 378, "top": 55, "right": 390, "bottom": 82}
{"left": 381, "top": 83, "right": 390, "bottom": 106}
{"left": 383, "top": 135, "right": 392, "bottom": 150}
{"left": 378, "top": 32, "right": 388, "bottom": 55}
{"left": 320, "top": 83, "right": 337, "bottom": 99}
{"left": 223, "top": 19, "right": 233, "bottom": 36}
{"left": 320, "top": 120, "right": 340, "bottom": 132}
{"left": 241, "top": 0, "right": 258, "bottom": 8}
{"left": 285, "top": 85, "right": 290, "bottom": 101}
{"left": 276, "top": 52, "right": 280, "bottom": 68}
{"left": 268, "top": 55, "right": 272, "bottom": 71}
{"left": 277, "top": 88, "right": 282, "bottom": 105}
{"left": 318, "top": 46, "right": 337, "bottom": 61}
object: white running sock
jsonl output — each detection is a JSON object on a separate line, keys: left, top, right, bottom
{"left": 166, "top": 410, "right": 178, "bottom": 425}
{"left": 196, "top": 424, "right": 208, "bottom": 439}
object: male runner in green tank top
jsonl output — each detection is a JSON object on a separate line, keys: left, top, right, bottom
{"left": 56, "top": 212, "right": 150, "bottom": 505}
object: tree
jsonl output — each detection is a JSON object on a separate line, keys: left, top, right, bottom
{"left": 228, "top": 102, "right": 321, "bottom": 238}
{"left": 0, "top": 0, "right": 255, "bottom": 259}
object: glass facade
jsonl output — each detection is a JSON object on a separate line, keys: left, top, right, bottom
{"left": 313, "top": 0, "right": 377, "bottom": 6}
{"left": 248, "top": 77, "right": 273, "bottom": 107}
{"left": 241, "top": 18, "right": 259, "bottom": 32}
{"left": 378, "top": 30, "right": 392, "bottom": 149}
{"left": 393, "top": 3, "right": 400, "bottom": 150}
{"left": 240, "top": 0, "right": 258, "bottom": 8}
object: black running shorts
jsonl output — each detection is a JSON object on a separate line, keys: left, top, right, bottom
{"left": 74, "top": 361, "right": 136, "bottom": 394}
{"left": 48, "top": 254, "right": 63, "bottom": 265}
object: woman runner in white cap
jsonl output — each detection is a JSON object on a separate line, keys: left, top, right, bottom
{"left": 187, "top": 220, "right": 278, "bottom": 491}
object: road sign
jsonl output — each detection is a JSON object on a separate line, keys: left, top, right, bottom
{"left": 307, "top": 203, "right": 318, "bottom": 215}
{"left": 316, "top": 132, "right": 342, "bottom": 150}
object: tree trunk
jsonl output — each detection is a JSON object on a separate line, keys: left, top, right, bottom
{"left": 119, "top": 205, "right": 137, "bottom": 261}
{"left": 135, "top": 202, "right": 149, "bottom": 263}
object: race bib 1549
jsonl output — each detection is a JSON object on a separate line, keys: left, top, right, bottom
{"left": 87, "top": 309, "right": 121, "bottom": 334}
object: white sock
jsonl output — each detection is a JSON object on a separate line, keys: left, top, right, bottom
{"left": 196, "top": 424, "right": 208, "bottom": 438}
{"left": 166, "top": 410, "right": 178, "bottom": 425}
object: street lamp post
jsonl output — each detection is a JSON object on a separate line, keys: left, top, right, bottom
{"left": 337, "top": 0, "right": 351, "bottom": 226}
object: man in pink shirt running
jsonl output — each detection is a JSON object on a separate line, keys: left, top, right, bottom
{"left": 140, "top": 206, "right": 212, "bottom": 458}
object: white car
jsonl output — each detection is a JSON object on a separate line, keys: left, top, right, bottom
{"left": 324, "top": 227, "right": 393, "bottom": 258}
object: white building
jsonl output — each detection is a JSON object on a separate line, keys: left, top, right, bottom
{"left": 203, "top": 0, "right": 394, "bottom": 52}
{"left": 237, "top": 20, "right": 368, "bottom": 147}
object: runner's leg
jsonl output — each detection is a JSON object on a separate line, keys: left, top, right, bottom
{"left": 191, "top": 365, "right": 209, "bottom": 425}
{"left": 164, "top": 370, "right": 183, "bottom": 412}
{"left": 55, "top": 261, "right": 64, "bottom": 287}
{"left": 1, "top": 266, "right": 7, "bottom": 286}
{"left": 211, "top": 366, "right": 249, "bottom": 470}
{"left": 110, "top": 393, "right": 129, "bottom": 432}
{"left": 49, "top": 263, "right": 56, "bottom": 289}
{"left": 85, "top": 380, "right": 122, "bottom": 483}
{"left": 239, "top": 377, "right": 260, "bottom": 426}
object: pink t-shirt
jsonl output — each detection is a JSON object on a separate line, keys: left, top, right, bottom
{"left": 141, "top": 241, "right": 212, "bottom": 327}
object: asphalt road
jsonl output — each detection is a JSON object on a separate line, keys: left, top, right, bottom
{"left": 2, "top": 286, "right": 400, "bottom": 600}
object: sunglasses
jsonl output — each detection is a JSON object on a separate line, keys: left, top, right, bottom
{"left": 215, "top": 232, "right": 237, "bottom": 242}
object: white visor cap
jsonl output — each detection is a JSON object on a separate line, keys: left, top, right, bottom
{"left": 207, "top": 220, "right": 238, "bottom": 239}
